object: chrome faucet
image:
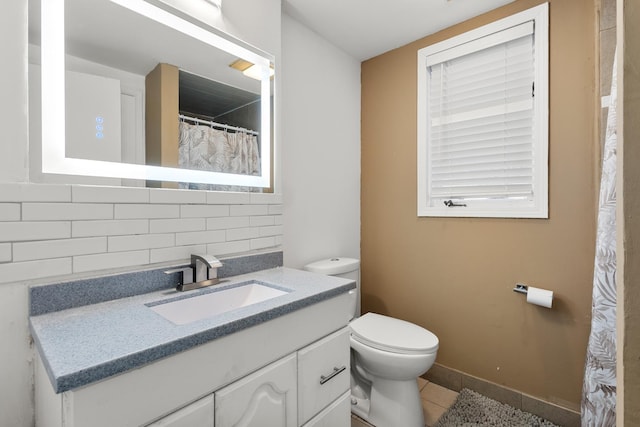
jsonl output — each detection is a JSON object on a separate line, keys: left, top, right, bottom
{"left": 191, "top": 254, "right": 222, "bottom": 282}
{"left": 164, "top": 254, "right": 224, "bottom": 292}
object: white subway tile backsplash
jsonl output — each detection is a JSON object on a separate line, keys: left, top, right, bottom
{"left": 259, "top": 225, "right": 283, "bottom": 237}
{"left": 108, "top": 233, "right": 174, "bottom": 252}
{"left": 149, "top": 218, "right": 205, "bottom": 233}
{"left": 0, "top": 204, "right": 20, "bottom": 221}
{"left": 0, "top": 257, "right": 73, "bottom": 284}
{"left": 0, "top": 222, "right": 71, "bottom": 242}
{"left": 150, "top": 188, "right": 207, "bottom": 204}
{"left": 250, "top": 193, "right": 283, "bottom": 205}
{"left": 175, "top": 230, "right": 225, "bottom": 246}
{"left": 115, "top": 204, "right": 179, "bottom": 219}
{"left": 22, "top": 203, "right": 113, "bottom": 221}
{"left": 207, "top": 216, "right": 250, "bottom": 230}
{"left": 251, "top": 237, "right": 277, "bottom": 251}
{"left": 13, "top": 237, "right": 107, "bottom": 262}
{"left": 206, "top": 240, "right": 251, "bottom": 256}
{"left": 268, "top": 205, "right": 283, "bottom": 215}
{"left": 0, "top": 182, "right": 284, "bottom": 283}
{"left": 0, "top": 243, "right": 11, "bottom": 262}
{"left": 0, "top": 183, "right": 71, "bottom": 202}
{"left": 72, "top": 219, "right": 149, "bottom": 237}
{"left": 73, "top": 250, "right": 150, "bottom": 273}
{"left": 207, "top": 192, "right": 251, "bottom": 205}
{"left": 226, "top": 227, "right": 260, "bottom": 241}
{"left": 230, "top": 205, "right": 269, "bottom": 216}
{"left": 250, "top": 215, "right": 275, "bottom": 227}
{"left": 72, "top": 185, "right": 150, "bottom": 203}
{"left": 150, "top": 245, "right": 206, "bottom": 264}
{"left": 180, "top": 205, "right": 229, "bottom": 218}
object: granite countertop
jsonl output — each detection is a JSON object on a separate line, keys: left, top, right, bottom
{"left": 30, "top": 267, "right": 355, "bottom": 393}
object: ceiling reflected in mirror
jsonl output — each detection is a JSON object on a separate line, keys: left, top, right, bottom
{"left": 179, "top": 70, "right": 260, "bottom": 122}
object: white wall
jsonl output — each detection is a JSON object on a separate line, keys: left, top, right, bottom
{"left": 281, "top": 15, "right": 361, "bottom": 269}
{"left": 0, "top": 1, "right": 281, "bottom": 426}
{"left": 0, "top": 0, "right": 28, "bottom": 183}
{"left": 0, "top": 4, "right": 34, "bottom": 426}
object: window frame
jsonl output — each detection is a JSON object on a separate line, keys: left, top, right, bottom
{"left": 417, "top": 3, "right": 549, "bottom": 218}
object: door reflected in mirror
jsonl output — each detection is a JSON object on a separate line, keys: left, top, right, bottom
{"left": 28, "top": 0, "right": 274, "bottom": 190}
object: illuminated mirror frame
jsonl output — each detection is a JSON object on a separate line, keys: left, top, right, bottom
{"left": 40, "top": 0, "right": 272, "bottom": 187}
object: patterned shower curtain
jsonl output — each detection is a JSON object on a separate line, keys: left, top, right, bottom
{"left": 581, "top": 51, "right": 617, "bottom": 426}
{"left": 178, "top": 121, "right": 261, "bottom": 192}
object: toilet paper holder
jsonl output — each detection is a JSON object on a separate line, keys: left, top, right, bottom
{"left": 513, "top": 283, "right": 529, "bottom": 294}
{"left": 513, "top": 283, "right": 554, "bottom": 308}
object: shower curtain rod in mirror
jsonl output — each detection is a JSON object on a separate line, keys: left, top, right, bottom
{"left": 178, "top": 114, "right": 259, "bottom": 136}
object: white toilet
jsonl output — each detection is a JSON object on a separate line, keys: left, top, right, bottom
{"left": 304, "top": 258, "right": 439, "bottom": 427}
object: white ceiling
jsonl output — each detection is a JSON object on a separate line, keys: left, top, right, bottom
{"left": 282, "top": 0, "right": 516, "bottom": 61}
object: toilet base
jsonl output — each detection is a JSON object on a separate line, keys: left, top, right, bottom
{"left": 351, "top": 377, "right": 424, "bottom": 427}
{"left": 351, "top": 394, "right": 370, "bottom": 420}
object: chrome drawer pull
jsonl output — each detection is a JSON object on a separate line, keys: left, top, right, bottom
{"left": 319, "top": 365, "right": 346, "bottom": 385}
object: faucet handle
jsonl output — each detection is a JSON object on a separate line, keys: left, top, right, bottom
{"left": 163, "top": 267, "right": 194, "bottom": 285}
{"left": 207, "top": 255, "right": 222, "bottom": 268}
{"left": 208, "top": 256, "right": 223, "bottom": 279}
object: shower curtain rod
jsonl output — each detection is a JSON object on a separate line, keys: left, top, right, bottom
{"left": 178, "top": 114, "right": 259, "bottom": 136}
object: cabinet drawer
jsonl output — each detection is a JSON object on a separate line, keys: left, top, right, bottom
{"left": 302, "top": 391, "right": 351, "bottom": 427}
{"left": 298, "top": 327, "right": 350, "bottom": 425}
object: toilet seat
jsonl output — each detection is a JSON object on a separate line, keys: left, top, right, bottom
{"left": 350, "top": 312, "right": 439, "bottom": 355}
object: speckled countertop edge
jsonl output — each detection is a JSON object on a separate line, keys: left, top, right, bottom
{"left": 30, "top": 267, "right": 355, "bottom": 393}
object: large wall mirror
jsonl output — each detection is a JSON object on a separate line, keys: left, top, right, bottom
{"left": 28, "top": 0, "right": 274, "bottom": 190}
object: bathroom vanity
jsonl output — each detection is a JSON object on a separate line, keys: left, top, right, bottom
{"left": 31, "top": 268, "right": 354, "bottom": 427}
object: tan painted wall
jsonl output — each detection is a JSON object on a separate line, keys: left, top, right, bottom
{"left": 361, "top": 0, "right": 596, "bottom": 409}
{"left": 618, "top": 0, "right": 640, "bottom": 424}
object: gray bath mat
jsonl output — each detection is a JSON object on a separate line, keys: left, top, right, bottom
{"left": 434, "top": 388, "right": 560, "bottom": 427}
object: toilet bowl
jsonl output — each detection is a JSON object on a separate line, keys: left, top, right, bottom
{"left": 304, "top": 258, "right": 439, "bottom": 427}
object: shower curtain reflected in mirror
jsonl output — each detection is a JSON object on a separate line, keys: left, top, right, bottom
{"left": 178, "top": 121, "right": 262, "bottom": 192}
{"left": 581, "top": 51, "right": 617, "bottom": 426}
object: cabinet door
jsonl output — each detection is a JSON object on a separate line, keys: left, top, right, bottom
{"left": 146, "top": 394, "right": 214, "bottom": 427}
{"left": 215, "top": 354, "right": 297, "bottom": 427}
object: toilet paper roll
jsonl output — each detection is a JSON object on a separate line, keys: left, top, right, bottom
{"left": 526, "top": 286, "right": 553, "bottom": 308}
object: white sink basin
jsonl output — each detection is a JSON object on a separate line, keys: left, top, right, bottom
{"left": 148, "top": 281, "right": 290, "bottom": 325}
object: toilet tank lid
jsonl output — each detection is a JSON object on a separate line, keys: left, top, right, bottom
{"left": 303, "top": 257, "right": 360, "bottom": 275}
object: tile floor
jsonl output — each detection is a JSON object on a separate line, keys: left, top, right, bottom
{"left": 351, "top": 377, "right": 459, "bottom": 427}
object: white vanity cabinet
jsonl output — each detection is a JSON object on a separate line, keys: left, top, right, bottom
{"left": 146, "top": 395, "right": 215, "bottom": 427}
{"left": 147, "top": 328, "right": 350, "bottom": 427}
{"left": 35, "top": 292, "right": 353, "bottom": 427}
{"left": 303, "top": 391, "right": 351, "bottom": 427}
{"left": 297, "top": 328, "right": 351, "bottom": 426}
{"left": 215, "top": 354, "right": 297, "bottom": 426}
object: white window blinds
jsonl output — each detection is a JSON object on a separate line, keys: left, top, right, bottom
{"left": 427, "top": 22, "right": 535, "bottom": 204}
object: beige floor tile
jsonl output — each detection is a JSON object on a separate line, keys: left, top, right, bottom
{"left": 350, "top": 381, "right": 459, "bottom": 427}
{"left": 351, "top": 414, "right": 374, "bottom": 427}
{"left": 422, "top": 399, "right": 447, "bottom": 427}
{"left": 421, "top": 382, "right": 459, "bottom": 409}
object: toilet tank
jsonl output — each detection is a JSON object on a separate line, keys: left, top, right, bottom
{"left": 303, "top": 257, "right": 360, "bottom": 318}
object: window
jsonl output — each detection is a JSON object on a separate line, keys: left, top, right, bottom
{"left": 417, "top": 3, "right": 548, "bottom": 218}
